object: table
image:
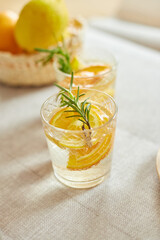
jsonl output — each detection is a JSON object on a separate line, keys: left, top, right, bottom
{"left": 0, "top": 23, "right": 160, "bottom": 240}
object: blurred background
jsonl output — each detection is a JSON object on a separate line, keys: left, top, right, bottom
{"left": 0, "top": 0, "right": 160, "bottom": 27}
{"left": 0, "top": 0, "right": 160, "bottom": 50}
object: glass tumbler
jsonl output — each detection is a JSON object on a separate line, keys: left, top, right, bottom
{"left": 41, "top": 89, "right": 117, "bottom": 188}
{"left": 53, "top": 48, "right": 117, "bottom": 97}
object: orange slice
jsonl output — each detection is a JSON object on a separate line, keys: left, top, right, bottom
{"left": 49, "top": 104, "right": 114, "bottom": 170}
{"left": 49, "top": 104, "right": 108, "bottom": 130}
{"left": 59, "top": 64, "right": 111, "bottom": 88}
{"left": 75, "top": 65, "right": 111, "bottom": 77}
{"left": 67, "top": 132, "right": 113, "bottom": 170}
{"left": 49, "top": 105, "right": 109, "bottom": 149}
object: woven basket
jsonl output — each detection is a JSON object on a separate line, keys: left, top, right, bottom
{"left": 0, "top": 18, "right": 84, "bottom": 87}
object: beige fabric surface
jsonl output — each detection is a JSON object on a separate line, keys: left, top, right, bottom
{"left": 0, "top": 25, "right": 160, "bottom": 239}
{"left": 90, "top": 18, "right": 160, "bottom": 51}
{"left": 117, "top": 0, "right": 160, "bottom": 27}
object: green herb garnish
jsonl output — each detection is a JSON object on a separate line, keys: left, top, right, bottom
{"left": 35, "top": 46, "right": 72, "bottom": 74}
{"left": 55, "top": 72, "right": 91, "bottom": 130}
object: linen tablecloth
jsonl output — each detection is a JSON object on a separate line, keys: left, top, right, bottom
{"left": 0, "top": 24, "right": 160, "bottom": 240}
{"left": 89, "top": 18, "right": 160, "bottom": 50}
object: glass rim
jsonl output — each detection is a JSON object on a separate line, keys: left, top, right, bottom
{"left": 53, "top": 52, "right": 117, "bottom": 80}
{"left": 40, "top": 88, "right": 118, "bottom": 134}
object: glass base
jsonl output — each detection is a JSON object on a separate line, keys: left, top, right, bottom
{"left": 54, "top": 171, "right": 109, "bottom": 189}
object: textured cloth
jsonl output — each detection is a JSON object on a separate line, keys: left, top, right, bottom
{"left": 89, "top": 18, "right": 160, "bottom": 50}
{"left": 0, "top": 24, "right": 160, "bottom": 240}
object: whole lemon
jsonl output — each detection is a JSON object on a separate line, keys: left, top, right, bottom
{"left": 15, "top": 0, "right": 69, "bottom": 52}
{"left": 0, "top": 10, "right": 22, "bottom": 54}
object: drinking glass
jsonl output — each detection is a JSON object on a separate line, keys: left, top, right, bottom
{"left": 53, "top": 48, "right": 117, "bottom": 97}
{"left": 41, "top": 88, "right": 117, "bottom": 188}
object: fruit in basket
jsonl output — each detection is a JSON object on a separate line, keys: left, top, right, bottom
{"left": 0, "top": 10, "right": 22, "bottom": 54}
{"left": 15, "top": 0, "right": 69, "bottom": 52}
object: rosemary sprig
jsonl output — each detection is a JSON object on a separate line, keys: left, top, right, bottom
{"left": 55, "top": 72, "right": 91, "bottom": 130}
{"left": 35, "top": 46, "right": 72, "bottom": 74}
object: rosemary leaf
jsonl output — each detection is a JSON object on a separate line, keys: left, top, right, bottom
{"left": 79, "top": 93, "right": 85, "bottom": 98}
{"left": 78, "top": 119, "right": 87, "bottom": 125}
{"left": 35, "top": 45, "right": 72, "bottom": 74}
{"left": 81, "top": 98, "right": 90, "bottom": 114}
{"left": 70, "top": 72, "right": 74, "bottom": 92}
{"left": 76, "top": 86, "right": 80, "bottom": 102}
{"left": 55, "top": 73, "right": 91, "bottom": 130}
{"left": 66, "top": 115, "right": 81, "bottom": 118}
{"left": 54, "top": 83, "right": 70, "bottom": 93}
{"left": 85, "top": 103, "right": 91, "bottom": 116}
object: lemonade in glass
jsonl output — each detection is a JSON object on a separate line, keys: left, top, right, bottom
{"left": 41, "top": 77, "right": 117, "bottom": 188}
{"left": 53, "top": 48, "right": 117, "bottom": 97}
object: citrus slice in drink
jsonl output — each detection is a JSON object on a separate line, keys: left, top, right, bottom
{"left": 49, "top": 104, "right": 114, "bottom": 169}
{"left": 49, "top": 104, "right": 107, "bottom": 130}
{"left": 67, "top": 132, "right": 113, "bottom": 170}
{"left": 59, "top": 64, "right": 111, "bottom": 88}
{"left": 75, "top": 64, "right": 111, "bottom": 77}
{"left": 49, "top": 104, "right": 109, "bottom": 148}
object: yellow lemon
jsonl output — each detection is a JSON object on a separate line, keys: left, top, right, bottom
{"left": 15, "top": 0, "right": 69, "bottom": 52}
